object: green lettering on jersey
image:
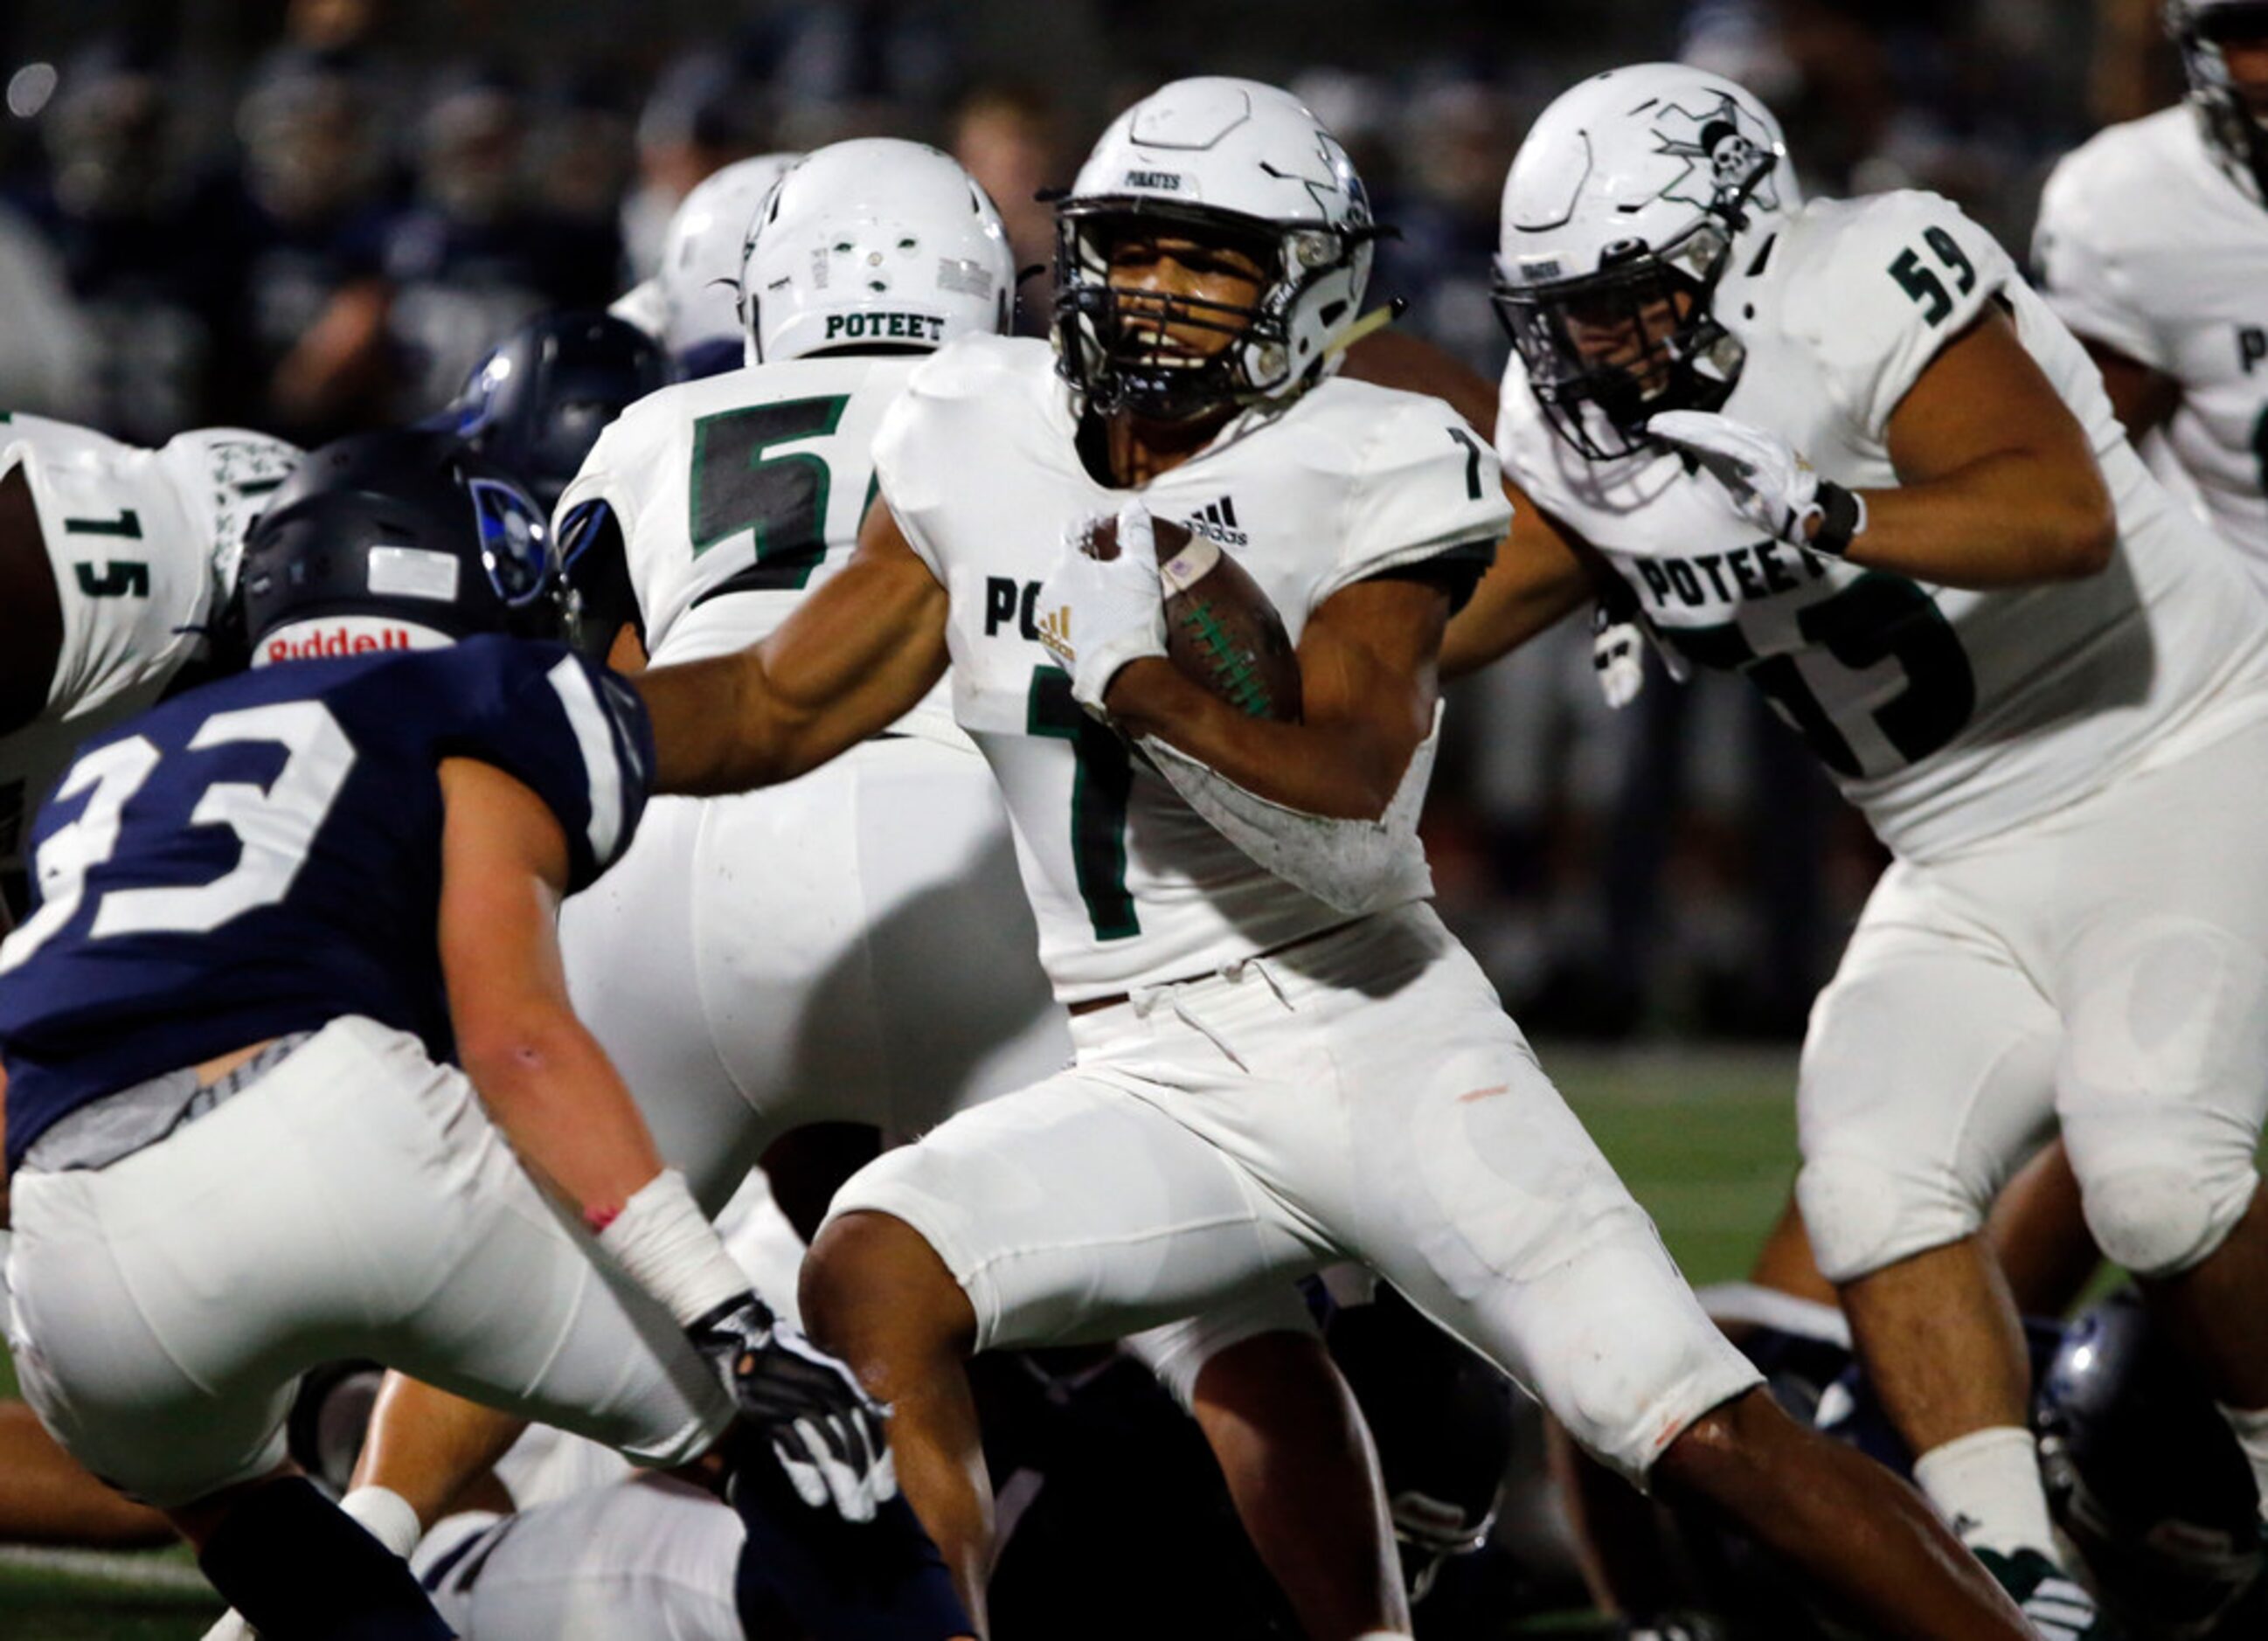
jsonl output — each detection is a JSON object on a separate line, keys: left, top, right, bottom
{"left": 62, "top": 507, "right": 142, "bottom": 539}
{"left": 1027, "top": 666, "right": 1140, "bottom": 941}
{"left": 687, "top": 395, "right": 850, "bottom": 591}
{"left": 1665, "top": 571, "right": 1975, "bottom": 777}
{"left": 73, "top": 559, "right": 150, "bottom": 599}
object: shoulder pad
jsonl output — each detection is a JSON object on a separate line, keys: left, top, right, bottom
{"left": 902, "top": 334, "right": 1049, "bottom": 404}
{"left": 1321, "top": 388, "right": 1510, "bottom": 605}
{"left": 2031, "top": 121, "right": 2181, "bottom": 369}
{"left": 1778, "top": 191, "right": 2016, "bottom": 435}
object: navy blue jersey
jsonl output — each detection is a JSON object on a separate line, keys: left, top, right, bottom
{"left": 0, "top": 638, "right": 652, "bottom": 1167}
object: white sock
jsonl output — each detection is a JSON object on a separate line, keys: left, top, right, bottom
{"left": 1910, "top": 1426, "right": 2059, "bottom": 1556}
{"left": 2217, "top": 1402, "right": 2268, "bottom": 1524}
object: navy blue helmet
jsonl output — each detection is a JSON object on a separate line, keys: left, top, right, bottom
{"left": 236, "top": 427, "right": 561, "bottom": 668}
{"left": 2039, "top": 1290, "right": 2265, "bottom": 1638}
{"left": 446, "top": 310, "right": 668, "bottom": 509}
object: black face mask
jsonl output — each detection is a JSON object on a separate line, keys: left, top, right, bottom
{"left": 1493, "top": 231, "right": 1741, "bottom": 461}
{"left": 2181, "top": 2, "right": 2268, "bottom": 203}
{"left": 1051, "top": 200, "right": 1330, "bottom": 424}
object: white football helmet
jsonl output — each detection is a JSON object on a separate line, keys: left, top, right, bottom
{"left": 651, "top": 152, "right": 800, "bottom": 374}
{"left": 738, "top": 139, "right": 1013, "bottom": 366}
{"left": 2170, "top": 1, "right": 2268, "bottom": 204}
{"left": 1494, "top": 63, "right": 1800, "bottom": 459}
{"left": 1054, "top": 76, "right": 1379, "bottom": 421}
{"left": 153, "top": 426, "right": 302, "bottom": 609}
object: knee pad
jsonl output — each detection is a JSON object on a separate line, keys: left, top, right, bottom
{"left": 2077, "top": 1160, "right": 2258, "bottom": 1279}
{"left": 1796, "top": 1151, "right": 1986, "bottom": 1284}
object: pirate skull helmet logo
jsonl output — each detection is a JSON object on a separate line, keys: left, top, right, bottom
{"left": 1649, "top": 90, "right": 1783, "bottom": 220}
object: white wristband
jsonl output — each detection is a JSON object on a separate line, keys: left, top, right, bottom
{"left": 339, "top": 1485, "right": 423, "bottom": 1559}
{"left": 596, "top": 1168, "right": 749, "bottom": 1328}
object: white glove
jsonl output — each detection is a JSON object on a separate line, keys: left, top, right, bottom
{"left": 1647, "top": 409, "right": 1865, "bottom": 553}
{"left": 1035, "top": 500, "right": 1169, "bottom": 716}
{"left": 1592, "top": 605, "right": 1646, "bottom": 710}
{"left": 201, "top": 1610, "right": 255, "bottom": 1641}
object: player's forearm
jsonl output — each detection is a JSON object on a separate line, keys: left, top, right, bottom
{"left": 1103, "top": 657, "right": 1418, "bottom": 820}
{"left": 1439, "top": 563, "right": 1591, "bottom": 678}
{"left": 460, "top": 1013, "right": 668, "bottom": 1221}
{"left": 1844, "top": 449, "right": 2114, "bottom": 588}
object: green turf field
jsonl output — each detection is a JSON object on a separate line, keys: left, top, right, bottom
{"left": 0, "top": 1042, "right": 1804, "bottom": 1638}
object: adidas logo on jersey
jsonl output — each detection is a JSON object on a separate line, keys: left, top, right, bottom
{"left": 1036, "top": 603, "right": 1074, "bottom": 666}
{"left": 1184, "top": 496, "right": 1247, "bottom": 548}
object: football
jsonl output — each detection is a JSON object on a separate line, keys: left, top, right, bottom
{"left": 1088, "top": 512, "right": 1303, "bottom": 723}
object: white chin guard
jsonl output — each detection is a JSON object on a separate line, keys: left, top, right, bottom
{"left": 1136, "top": 705, "right": 1440, "bottom": 916}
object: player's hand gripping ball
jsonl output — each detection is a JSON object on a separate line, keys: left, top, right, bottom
{"left": 1040, "top": 500, "right": 1301, "bottom": 723}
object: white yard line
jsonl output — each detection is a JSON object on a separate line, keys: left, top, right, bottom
{"left": 0, "top": 1542, "right": 214, "bottom": 1596}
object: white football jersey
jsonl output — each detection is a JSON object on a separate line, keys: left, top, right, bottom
{"left": 556, "top": 354, "right": 963, "bottom": 746}
{"left": 416, "top": 1479, "right": 746, "bottom": 1641}
{"left": 0, "top": 416, "right": 298, "bottom": 869}
{"left": 875, "top": 336, "right": 1510, "bottom": 1001}
{"left": 2036, "top": 108, "right": 2268, "bottom": 571}
{"left": 1500, "top": 190, "right": 2268, "bottom": 862}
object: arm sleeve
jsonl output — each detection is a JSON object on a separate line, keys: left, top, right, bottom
{"left": 1790, "top": 191, "right": 2020, "bottom": 437}
{"left": 1319, "top": 396, "right": 1511, "bottom": 606}
{"left": 2030, "top": 156, "right": 2166, "bottom": 370}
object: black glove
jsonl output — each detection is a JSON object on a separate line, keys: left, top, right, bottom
{"left": 687, "top": 1292, "right": 897, "bottom": 1523}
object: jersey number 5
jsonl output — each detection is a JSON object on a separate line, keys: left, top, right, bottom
{"left": 688, "top": 395, "right": 853, "bottom": 592}
{"left": 1669, "top": 572, "right": 1976, "bottom": 777}
{"left": 0, "top": 703, "right": 357, "bottom": 974}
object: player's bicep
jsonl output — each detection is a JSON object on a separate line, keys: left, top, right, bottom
{"left": 435, "top": 756, "right": 574, "bottom": 1048}
{"left": 1298, "top": 573, "right": 1451, "bottom": 760}
{"left": 1439, "top": 486, "right": 1594, "bottom": 679}
{"left": 635, "top": 499, "right": 949, "bottom": 794}
{"left": 758, "top": 498, "right": 949, "bottom": 738}
{"left": 1885, "top": 307, "right": 2104, "bottom": 488}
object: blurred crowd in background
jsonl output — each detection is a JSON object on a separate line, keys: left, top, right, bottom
{"left": 0, "top": 0, "right": 2191, "bottom": 1041}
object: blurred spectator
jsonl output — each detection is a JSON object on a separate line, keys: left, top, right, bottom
{"left": 13, "top": 38, "right": 213, "bottom": 442}
{"left": 947, "top": 81, "right": 1064, "bottom": 336}
{"left": 0, "top": 200, "right": 95, "bottom": 419}
{"left": 378, "top": 66, "right": 620, "bottom": 419}
{"left": 530, "top": 71, "right": 639, "bottom": 243}
{"left": 202, "top": 47, "right": 399, "bottom": 444}
{"left": 622, "top": 48, "right": 773, "bottom": 281}
{"left": 1376, "top": 76, "right": 1517, "bottom": 376}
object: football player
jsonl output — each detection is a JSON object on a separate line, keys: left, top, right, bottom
{"left": 350, "top": 135, "right": 1414, "bottom": 1641}
{"left": 0, "top": 430, "right": 910, "bottom": 1639}
{"left": 1455, "top": 59, "right": 2268, "bottom": 1635}
{"left": 610, "top": 152, "right": 801, "bottom": 379}
{"left": 2038, "top": 1291, "right": 2268, "bottom": 1638}
{"left": 441, "top": 309, "right": 669, "bottom": 513}
{"left": 637, "top": 76, "right": 2034, "bottom": 1638}
{"left": 2034, "top": 1, "right": 2268, "bottom": 573}
{"left": 0, "top": 418, "right": 299, "bottom": 911}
